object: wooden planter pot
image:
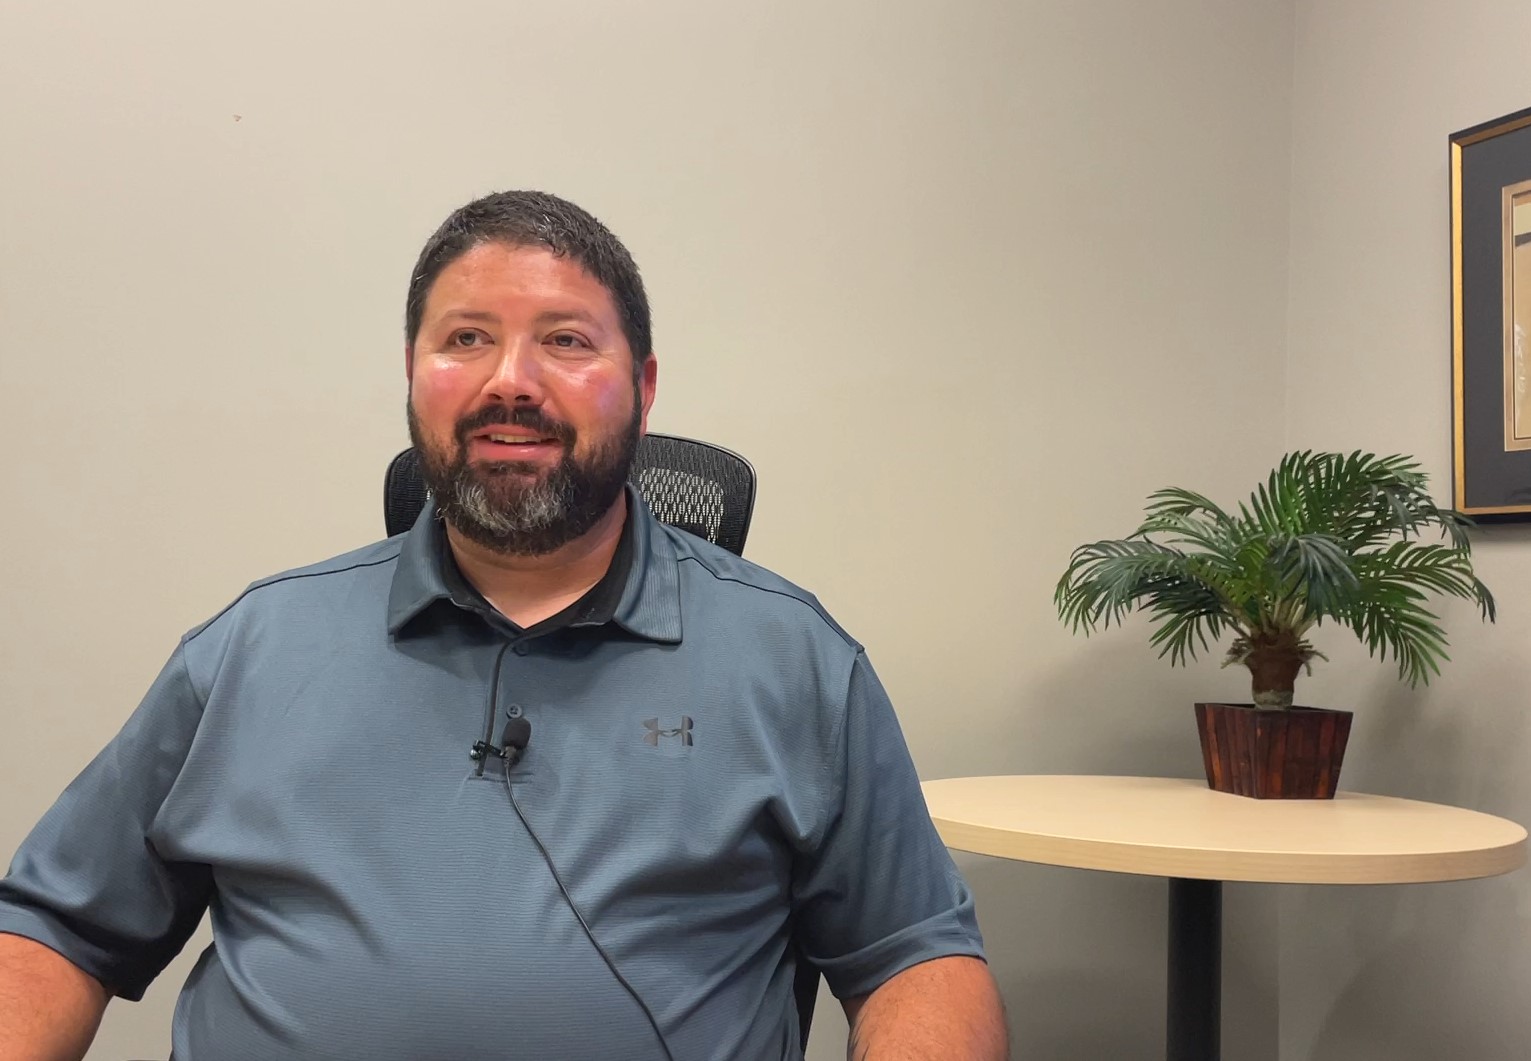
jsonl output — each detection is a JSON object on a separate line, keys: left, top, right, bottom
{"left": 1194, "top": 702, "right": 1353, "bottom": 800}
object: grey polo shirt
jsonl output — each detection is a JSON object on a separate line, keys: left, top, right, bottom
{"left": 0, "top": 491, "right": 984, "bottom": 1060}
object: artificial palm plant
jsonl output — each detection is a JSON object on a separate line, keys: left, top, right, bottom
{"left": 1055, "top": 451, "right": 1496, "bottom": 710}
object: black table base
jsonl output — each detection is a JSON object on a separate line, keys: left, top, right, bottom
{"left": 1167, "top": 877, "right": 1222, "bottom": 1061}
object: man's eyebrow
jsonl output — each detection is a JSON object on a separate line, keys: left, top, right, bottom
{"left": 531, "top": 308, "right": 605, "bottom": 328}
{"left": 435, "top": 308, "right": 606, "bottom": 328}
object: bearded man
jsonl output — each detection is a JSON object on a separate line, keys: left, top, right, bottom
{"left": 0, "top": 191, "right": 1007, "bottom": 1061}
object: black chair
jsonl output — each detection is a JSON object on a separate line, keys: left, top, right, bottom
{"left": 383, "top": 433, "right": 824, "bottom": 1048}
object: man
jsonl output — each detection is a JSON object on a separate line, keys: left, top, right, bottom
{"left": 0, "top": 191, "right": 1007, "bottom": 1059}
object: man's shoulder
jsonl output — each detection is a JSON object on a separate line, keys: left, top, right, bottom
{"left": 186, "top": 537, "right": 403, "bottom": 644}
{"left": 248, "top": 536, "right": 405, "bottom": 592}
{"left": 661, "top": 527, "right": 861, "bottom": 653}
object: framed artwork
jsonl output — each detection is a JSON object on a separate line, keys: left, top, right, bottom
{"left": 1451, "top": 106, "right": 1531, "bottom": 520}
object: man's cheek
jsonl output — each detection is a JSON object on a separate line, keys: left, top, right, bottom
{"left": 411, "top": 368, "right": 470, "bottom": 423}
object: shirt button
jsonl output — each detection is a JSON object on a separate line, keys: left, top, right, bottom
{"left": 513, "top": 643, "right": 530, "bottom": 656}
{"left": 505, "top": 703, "right": 524, "bottom": 719}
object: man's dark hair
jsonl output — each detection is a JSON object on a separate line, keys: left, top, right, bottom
{"left": 404, "top": 190, "right": 652, "bottom": 368}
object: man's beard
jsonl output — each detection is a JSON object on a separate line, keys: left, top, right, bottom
{"left": 407, "top": 396, "right": 641, "bottom": 556}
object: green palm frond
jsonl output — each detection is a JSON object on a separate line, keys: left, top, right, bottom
{"left": 1266, "top": 531, "right": 1358, "bottom": 619}
{"left": 1055, "top": 540, "right": 1206, "bottom": 633}
{"left": 1349, "top": 541, "right": 1496, "bottom": 620}
{"left": 1142, "top": 487, "right": 1239, "bottom": 530}
{"left": 1141, "top": 579, "right": 1237, "bottom": 666}
{"left": 1344, "top": 593, "right": 1449, "bottom": 687}
{"left": 1054, "top": 538, "right": 1244, "bottom": 667}
{"left": 1318, "top": 540, "right": 1498, "bottom": 686}
{"left": 1135, "top": 510, "right": 1235, "bottom": 554}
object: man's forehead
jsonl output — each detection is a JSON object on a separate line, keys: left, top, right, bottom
{"left": 422, "top": 242, "right": 618, "bottom": 323}
{"left": 434, "top": 242, "right": 598, "bottom": 292}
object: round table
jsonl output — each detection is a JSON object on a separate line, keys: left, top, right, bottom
{"left": 921, "top": 775, "right": 1528, "bottom": 1061}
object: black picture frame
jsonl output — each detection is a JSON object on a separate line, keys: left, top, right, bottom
{"left": 1451, "top": 106, "right": 1531, "bottom": 521}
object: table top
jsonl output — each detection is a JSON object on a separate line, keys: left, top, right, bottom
{"left": 921, "top": 775, "right": 1528, "bottom": 884}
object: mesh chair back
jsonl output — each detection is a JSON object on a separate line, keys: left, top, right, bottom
{"left": 383, "top": 433, "right": 755, "bottom": 555}
{"left": 628, "top": 435, "right": 755, "bottom": 554}
{"left": 383, "top": 449, "right": 431, "bottom": 542}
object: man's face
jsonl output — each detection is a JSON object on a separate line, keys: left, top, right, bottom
{"left": 406, "top": 242, "right": 658, "bottom": 555}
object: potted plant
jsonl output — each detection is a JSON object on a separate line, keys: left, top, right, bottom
{"left": 1054, "top": 451, "right": 1496, "bottom": 799}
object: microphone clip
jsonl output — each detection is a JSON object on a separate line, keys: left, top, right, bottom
{"left": 468, "top": 740, "right": 502, "bottom": 762}
{"left": 470, "top": 717, "right": 532, "bottom": 767}
{"left": 469, "top": 740, "right": 527, "bottom": 765}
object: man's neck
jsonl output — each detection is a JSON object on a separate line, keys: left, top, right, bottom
{"left": 444, "top": 494, "right": 629, "bottom": 629}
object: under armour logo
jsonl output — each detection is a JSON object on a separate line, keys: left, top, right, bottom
{"left": 642, "top": 716, "right": 694, "bottom": 747}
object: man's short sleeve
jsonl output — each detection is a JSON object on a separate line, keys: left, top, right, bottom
{"left": 0, "top": 643, "right": 212, "bottom": 999}
{"left": 792, "top": 651, "right": 986, "bottom": 999}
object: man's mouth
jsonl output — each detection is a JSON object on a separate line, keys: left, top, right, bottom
{"left": 482, "top": 433, "right": 559, "bottom": 446}
{"left": 467, "top": 430, "right": 565, "bottom": 460}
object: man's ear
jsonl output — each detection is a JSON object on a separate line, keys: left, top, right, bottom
{"left": 404, "top": 345, "right": 415, "bottom": 382}
{"left": 638, "top": 354, "right": 658, "bottom": 434}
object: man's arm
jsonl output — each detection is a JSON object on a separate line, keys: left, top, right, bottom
{"left": 841, "top": 955, "right": 1007, "bottom": 1061}
{"left": 0, "top": 933, "right": 109, "bottom": 1061}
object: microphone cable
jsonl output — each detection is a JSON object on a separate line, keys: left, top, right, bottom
{"left": 500, "top": 759, "right": 678, "bottom": 1061}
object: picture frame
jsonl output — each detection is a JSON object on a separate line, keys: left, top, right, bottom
{"left": 1451, "top": 105, "right": 1531, "bottom": 521}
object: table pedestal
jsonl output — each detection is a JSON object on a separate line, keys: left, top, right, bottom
{"left": 1167, "top": 878, "right": 1221, "bottom": 1061}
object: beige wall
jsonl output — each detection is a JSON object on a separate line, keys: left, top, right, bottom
{"left": 1280, "top": 2, "right": 1531, "bottom": 1058}
{"left": 0, "top": 1, "right": 1299, "bottom": 1058}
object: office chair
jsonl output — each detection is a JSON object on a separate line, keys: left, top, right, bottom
{"left": 383, "top": 433, "right": 825, "bottom": 1048}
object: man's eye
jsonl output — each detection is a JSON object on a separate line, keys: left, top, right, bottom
{"left": 549, "top": 333, "right": 586, "bottom": 349}
{"left": 452, "top": 331, "right": 484, "bottom": 347}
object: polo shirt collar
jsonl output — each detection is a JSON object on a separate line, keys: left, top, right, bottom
{"left": 611, "top": 485, "right": 682, "bottom": 643}
{"left": 387, "top": 485, "right": 682, "bottom": 644}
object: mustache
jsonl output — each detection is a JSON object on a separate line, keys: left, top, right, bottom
{"left": 455, "top": 405, "right": 576, "bottom": 447}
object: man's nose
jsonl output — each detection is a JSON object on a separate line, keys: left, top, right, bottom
{"left": 480, "top": 341, "right": 544, "bottom": 404}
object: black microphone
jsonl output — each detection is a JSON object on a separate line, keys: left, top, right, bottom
{"left": 471, "top": 717, "right": 533, "bottom": 766}
{"left": 500, "top": 716, "right": 531, "bottom": 766}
